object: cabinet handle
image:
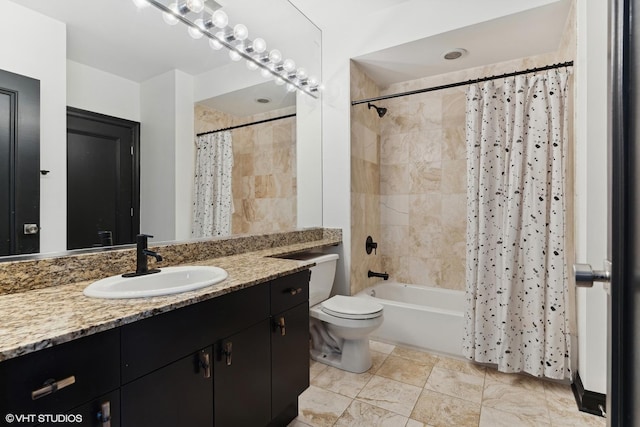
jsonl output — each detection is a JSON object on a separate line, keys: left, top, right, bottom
{"left": 276, "top": 317, "right": 286, "bottom": 336}
{"left": 199, "top": 350, "right": 211, "bottom": 378}
{"left": 223, "top": 342, "right": 233, "bottom": 366}
{"left": 286, "top": 287, "right": 303, "bottom": 296}
{"left": 97, "top": 401, "right": 111, "bottom": 427}
{"left": 31, "top": 375, "right": 76, "bottom": 400}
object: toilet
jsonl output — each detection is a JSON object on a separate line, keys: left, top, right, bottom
{"left": 288, "top": 252, "right": 383, "bottom": 373}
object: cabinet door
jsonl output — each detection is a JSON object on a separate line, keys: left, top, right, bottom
{"left": 214, "top": 320, "right": 270, "bottom": 427}
{"left": 121, "top": 347, "right": 213, "bottom": 427}
{"left": 37, "top": 390, "right": 120, "bottom": 427}
{"left": 271, "top": 302, "right": 310, "bottom": 419}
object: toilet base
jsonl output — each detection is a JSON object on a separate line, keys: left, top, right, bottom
{"left": 310, "top": 337, "right": 372, "bottom": 373}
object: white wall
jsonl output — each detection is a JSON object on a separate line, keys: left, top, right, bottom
{"left": 140, "top": 71, "right": 178, "bottom": 242}
{"left": 174, "top": 70, "right": 195, "bottom": 241}
{"left": 140, "top": 70, "right": 195, "bottom": 243}
{"left": 67, "top": 60, "right": 140, "bottom": 122}
{"left": 296, "top": 91, "right": 323, "bottom": 228}
{"left": 310, "top": 0, "right": 563, "bottom": 296}
{"left": 0, "top": 0, "right": 66, "bottom": 254}
{"left": 575, "top": 0, "right": 608, "bottom": 394}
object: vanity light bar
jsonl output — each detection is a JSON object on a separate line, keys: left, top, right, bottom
{"left": 140, "top": 0, "right": 320, "bottom": 98}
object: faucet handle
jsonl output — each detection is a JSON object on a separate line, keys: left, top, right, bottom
{"left": 136, "top": 234, "right": 154, "bottom": 245}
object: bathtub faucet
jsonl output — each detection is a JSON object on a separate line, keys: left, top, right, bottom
{"left": 368, "top": 270, "right": 389, "bottom": 280}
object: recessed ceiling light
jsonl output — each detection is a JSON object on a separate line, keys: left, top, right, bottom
{"left": 442, "top": 48, "right": 468, "bottom": 60}
{"left": 255, "top": 98, "right": 271, "bottom": 104}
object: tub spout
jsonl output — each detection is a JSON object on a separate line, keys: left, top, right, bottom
{"left": 368, "top": 270, "right": 389, "bottom": 280}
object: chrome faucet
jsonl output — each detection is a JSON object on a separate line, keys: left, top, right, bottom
{"left": 123, "top": 234, "right": 163, "bottom": 277}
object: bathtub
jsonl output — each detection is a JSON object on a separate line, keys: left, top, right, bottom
{"left": 355, "top": 282, "right": 465, "bottom": 357}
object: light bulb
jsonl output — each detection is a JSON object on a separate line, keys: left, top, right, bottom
{"left": 308, "top": 76, "right": 319, "bottom": 87}
{"left": 185, "top": 0, "right": 204, "bottom": 13}
{"left": 297, "top": 68, "right": 307, "bottom": 79}
{"left": 246, "top": 60, "right": 258, "bottom": 71}
{"left": 268, "top": 49, "right": 282, "bottom": 64}
{"left": 233, "top": 24, "right": 248, "bottom": 41}
{"left": 229, "top": 50, "right": 242, "bottom": 61}
{"left": 252, "top": 38, "right": 266, "bottom": 53}
{"left": 286, "top": 83, "right": 297, "bottom": 92}
{"left": 275, "top": 77, "right": 285, "bottom": 86}
{"left": 209, "top": 38, "right": 223, "bottom": 50}
{"left": 162, "top": 3, "right": 180, "bottom": 25}
{"left": 188, "top": 19, "right": 204, "bottom": 39}
{"left": 131, "top": 0, "right": 150, "bottom": 8}
{"left": 211, "top": 10, "right": 228, "bottom": 28}
{"left": 283, "top": 59, "right": 296, "bottom": 73}
{"left": 261, "top": 68, "right": 272, "bottom": 79}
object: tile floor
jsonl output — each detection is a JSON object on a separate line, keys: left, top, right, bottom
{"left": 289, "top": 341, "right": 607, "bottom": 427}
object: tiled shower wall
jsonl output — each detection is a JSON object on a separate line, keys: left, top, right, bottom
{"left": 350, "top": 63, "right": 383, "bottom": 296}
{"left": 352, "top": 2, "right": 576, "bottom": 292}
{"left": 195, "top": 105, "right": 297, "bottom": 235}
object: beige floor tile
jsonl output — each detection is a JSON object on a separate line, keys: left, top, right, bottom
{"left": 311, "top": 365, "right": 373, "bottom": 398}
{"left": 435, "top": 355, "right": 487, "bottom": 378}
{"left": 425, "top": 366, "right": 485, "bottom": 403}
{"left": 479, "top": 405, "right": 551, "bottom": 427}
{"left": 411, "top": 389, "right": 481, "bottom": 426}
{"left": 297, "top": 385, "right": 353, "bottom": 427}
{"left": 369, "top": 350, "right": 390, "bottom": 374}
{"left": 288, "top": 420, "right": 313, "bottom": 427}
{"left": 310, "top": 359, "right": 328, "bottom": 380}
{"left": 405, "top": 419, "right": 434, "bottom": 427}
{"left": 356, "top": 375, "right": 422, "bottom": 416}
{"left": 485, "top": 368, "right": 546, "bottom": 393}
{"left": 391, "top": 346, "right": 440, "bottom": 365}
{"left": 370, "top": 340, "right": 396, "bottom": 354}
{"left": 544, "top": 383, "right": 605, "bottom": 427}
{"left": 482, "top": 381, "right": 550, "bottom": 421}
{"left": 376, "top": 355, "right": 434, "bottom": 387}
{"left": 334, "top": 400, "right": 408, "bottom": 427}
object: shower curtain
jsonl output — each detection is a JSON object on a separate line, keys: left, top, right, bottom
{"left": 191, "top": 131, "right": 234, "bottom": 238}
{"left": 463, "top": 70, "right": 572, "bottom": 380}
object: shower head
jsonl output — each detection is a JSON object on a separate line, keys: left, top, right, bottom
{"left": 367, "top": 102, "right": 387, "bottom": 118}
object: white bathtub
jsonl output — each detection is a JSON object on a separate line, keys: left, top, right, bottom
{"left": 355, "top": 282, "right": 464, "bottom": 357}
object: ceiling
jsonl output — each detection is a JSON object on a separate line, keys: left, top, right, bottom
{"left": 351, "top": 0, "right": 572, "bottom": 88}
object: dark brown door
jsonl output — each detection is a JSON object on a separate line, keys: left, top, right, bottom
{"left": 609, "top": 0, "right": 640, "bottom": 425}
{"left": 66, "top": 108, "right": 139, "bottom": 250}
{"left": 0, "top": 69, "right": 40, "bottom": 256}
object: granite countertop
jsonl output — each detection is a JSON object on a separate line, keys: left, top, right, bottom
{"left": 0, "top": 237, "right": 339, "bottom": 362}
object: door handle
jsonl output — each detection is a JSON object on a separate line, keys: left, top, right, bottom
{"left": 223, "top": 342, "right": 232, "bottom": 366}
{"left": 574, "top": 261, "right": 612, "bottom": 287}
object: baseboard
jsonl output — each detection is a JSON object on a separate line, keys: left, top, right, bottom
{"left": 572, "top": 371, "right": 606, "bottom": 417}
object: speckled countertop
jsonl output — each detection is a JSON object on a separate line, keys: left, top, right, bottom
{"left": 0, "top": 236, "right": 340, "bottom": 362}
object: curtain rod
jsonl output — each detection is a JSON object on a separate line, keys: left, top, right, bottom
{"left": 351, "top": 61, "right": 574, "bottom": 106}
{"left": 196, "top": 113, "right": 296, "bottom": 137}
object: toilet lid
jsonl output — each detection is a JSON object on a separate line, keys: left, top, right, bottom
{"left": 321, "top": 295, "right": 383, "bottom": 320}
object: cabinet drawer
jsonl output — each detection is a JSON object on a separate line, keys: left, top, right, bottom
{"left": 270, "top": 270, "right": 310, "bottom": 314}
{"left": 121, "top": 283, "right": 269, "bottom": 383}
{"left": 0, "top": 329, "right": 120, "bottom": 421}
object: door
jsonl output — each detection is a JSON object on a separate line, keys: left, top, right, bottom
{"left": 214, "top": 320, "right": 271, "bottom": 427}
{"left": 66, "top": 108, "right": 139, "bottom": 250}
{"left": 121, "top": 347, "right": 213, "bottom": 427}
{"left": 0, "top": 69, "right": 40, "bottom": 256}
{"left": 609, "top": 0, "right": 639, "bottom": 425}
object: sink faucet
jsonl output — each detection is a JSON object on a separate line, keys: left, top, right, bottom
{"left": 122, "top": 234, "right": 163, "bottom": 278}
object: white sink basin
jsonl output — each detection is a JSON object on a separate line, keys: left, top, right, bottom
{"left": 83, "top": 266, "right": 228, "bottom": 299}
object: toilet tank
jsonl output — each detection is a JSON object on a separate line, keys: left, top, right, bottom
{"left": 280, "top": 252, "right": 339, "bottom": 306}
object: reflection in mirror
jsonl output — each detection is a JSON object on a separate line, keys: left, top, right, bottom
{"left": 1, "top": 0, "right": 322, "bottom": 259}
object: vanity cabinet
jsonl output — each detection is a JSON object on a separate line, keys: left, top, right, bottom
{"left": 0, "top": 270, "right": 311, "bottom": 427}
{"left": 0, "top": 329, "right": 120, "bottom": 427}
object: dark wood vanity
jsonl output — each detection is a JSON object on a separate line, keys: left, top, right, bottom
{"left": 0, "top": 270, "right": 311, "bottom": 427}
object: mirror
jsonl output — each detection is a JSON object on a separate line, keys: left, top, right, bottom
{"left": 0, "top": 0, "right": 322, "bottom": 258}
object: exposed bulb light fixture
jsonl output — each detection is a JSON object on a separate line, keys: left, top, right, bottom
{"left": 139, "top": 0, "right": 321, "bottom": 97}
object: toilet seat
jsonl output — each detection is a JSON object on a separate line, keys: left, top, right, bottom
{"left": 321, "top": 295, "right": 383, "bottom": 320}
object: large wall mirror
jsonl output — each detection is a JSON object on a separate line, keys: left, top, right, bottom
{"left": 0, "top": 0, "right": 322, "bottom": 258}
